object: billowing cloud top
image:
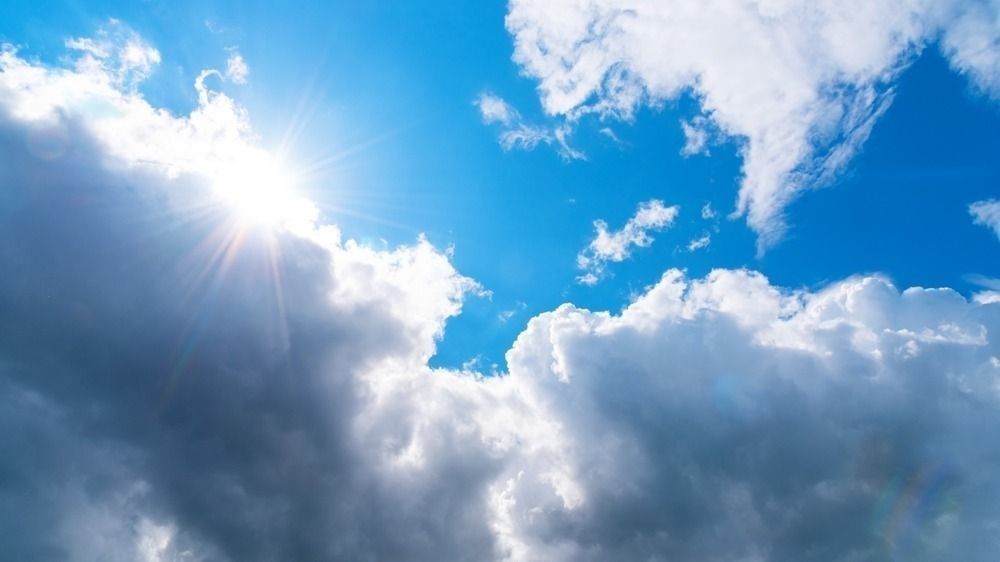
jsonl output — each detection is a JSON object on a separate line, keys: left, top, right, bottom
{"left": 504, "top": 0, "right": 1000, "bottom": 250}
{"left": 1, "top": 21, "right": 1000, "bottom": 562}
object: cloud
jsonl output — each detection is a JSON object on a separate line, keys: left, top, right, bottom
{"left": 225, "top": 51, "right": 250, "bottom": 85}
{"left": 977, "top": 291, "right": 1000, "bottom": 304}
{"left": 0, "top": 24, "right": 488, "bottom": 561}
{"left": 477, "top": 92, "right": 518, "bottom": 125}
{"left": 939, "top": 1, "right": 1000, "bottom": 100}
{"left": 2, "top": 22, "right": 1000, "bottom": 562}
{"left": 680, "top": 115, "right": 711, "bottom": 157}
{"left": 598, "top": 126, "right": 623, "bottom": 145}
{"left": 577, "top": 199, "right": 679, "bottom": 285}
{"left": 475, "top": 92, "right": 583, "bottom": 160}
{"left": 64, "top": 19, "right": 160, "bottom": 89}
{"left": 701, "top": 201, "right": 717, "bottom": 220}
{"left": 493, "top": 269, "right": 1000, "bottom": 561}
{"left": 970, "top": 199, "right": 1000, "bottom": 240}
{"left": 503, "top": 0, "right": 1000, "bottom": 251}
{"left": 687, "top": 233, "right": 712, "bottom": 252}
{"left": 499, "top": 301, "right": 528, "bottom": 323}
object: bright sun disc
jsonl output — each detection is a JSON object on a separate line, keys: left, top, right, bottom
{"left": 213, "top": 158, "right": 316, "bottom": 228}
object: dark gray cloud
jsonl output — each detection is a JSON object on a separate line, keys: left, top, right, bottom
{"left": 1, "top": 26, "right": 999, "bottom": 562}
{"left": 0, "top": 106, "right": 501, "bottom": 561}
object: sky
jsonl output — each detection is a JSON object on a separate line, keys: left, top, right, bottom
{"left": 0, "top": 1, "right": 999, "bottom": 561}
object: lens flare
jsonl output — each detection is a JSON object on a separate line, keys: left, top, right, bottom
{"left": 157, "top": 154, "right": 313, "bottom": 411}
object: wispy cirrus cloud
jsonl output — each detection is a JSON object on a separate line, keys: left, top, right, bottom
{"left": 475, "top": 92, "right": 583, "bottom": 160}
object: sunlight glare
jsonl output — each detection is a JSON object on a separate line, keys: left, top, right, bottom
{"left": 212, "top": 156, "right": 317, "bottom": 228}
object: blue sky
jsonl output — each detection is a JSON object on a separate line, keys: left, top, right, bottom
{"left": 7, "top": 0, "right": 996, "bottom": 370}
{"left": 2, "top": 2, "right": 1000, "bottom": 560}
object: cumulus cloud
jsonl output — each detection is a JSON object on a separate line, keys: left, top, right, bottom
{"left": 576, "top": 199, "right": 679, "bottom": 285}
{"left": 3, "top": 22, "right": 1000, "bottom": 562}
{"left": 493, "top": 269, "right": 1000, "bottom": 561}
{"left": 476, "top": 92, "right": 583, "bottom": 160}
{"left": 503, "top": 0, "right": 1000, "bottom": 250}
{"left": 0, "top": 24, "right": 487, "bottom": 561}
{"left": 970, "top": 199, "right": 1000, "bottom": 240}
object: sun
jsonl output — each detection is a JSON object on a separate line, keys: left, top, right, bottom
{"left": 212, "top": 156, "right": 317, "bottom": 228}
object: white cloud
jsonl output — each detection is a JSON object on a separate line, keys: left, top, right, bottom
{"left": 940, "top": 1, "right": 1000, "bottom": 100}
{"left": 477, "top": 92, "right": 518, "bottom": 126}
{"left": 598, "top": 126, "right": 624, "bottom": 146}
{"left": 503, "top": 0, "right": 1000, "bottom": 251}
{"left": 976, "top": 291, "right": 1000, "bottom": 304}
{"left": 680, "top": 115, "right": 711, "bottom": 156}
{"left": 64, "top": 19, "right": 160, "bottom": 89}
{"left": 498, "top": 301, "right": 528, "bottom": 323}
{"left": 577, "top": 199, "right": 679, "bottom": 284}
{"left": 225, "top": 51, "right": 249, "bottom": 85}
{"left": 492, "top": 269, "right": 1000, "bottom": 560}
{"left": 701, "top": 201, "right": 717, "bottom": 220}
{"left": 3, "top": 22, "right": 1000, "bottom": 562}
{"left": 687, "top": 233, "right": 711, "bottom": 252}
{"left": 970, "top": 199, "right": 1000, "bottom": 240}
{"left": 475, "top": 92, "right": 584, "bottom": 160}
{"left": 970, "top": 276, "right": 1000, "bottom": 304}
